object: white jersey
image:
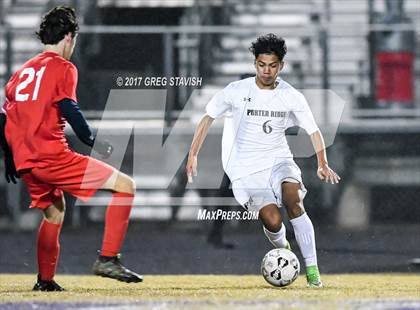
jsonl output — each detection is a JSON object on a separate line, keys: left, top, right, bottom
{"left": 206, "top": 77, "right": 319, "bottom": 181}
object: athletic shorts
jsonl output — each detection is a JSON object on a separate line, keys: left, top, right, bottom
{"left": 231, "top": 160, "right": 307, "bottom": 212}
{"left": 20, "top": 153, "right": 115, "bottom": 209}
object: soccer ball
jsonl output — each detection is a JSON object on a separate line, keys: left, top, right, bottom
{"left": 261, "top": 248, "right": 300, "bottom": 287}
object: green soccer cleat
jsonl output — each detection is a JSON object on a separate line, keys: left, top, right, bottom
{"left": 306, "top": 265, "right": 323, "bottom": 288}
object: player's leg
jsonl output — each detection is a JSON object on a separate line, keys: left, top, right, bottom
{"left": 282, "top": 181, "right": 322, "bottom": 287}
{"left": 259, "top": 204, "right": 290, "bottom": 249}
{"left": 91, "top": 169, "right": 142, "bottom": 283}
{"left": 33, "top": 197, "right": 66, "bottom": 291}
{"left": 28, "top": 155, "right": 142, "bottom": 283}
{"left": 99, "top": 170, "right": 136, "bottom": 257}
{"left": 232, "top": 171, "right": 290, "bottom": 250}
{"left": 19, "top": 170, "right": 66, "bottom": 291}
{"left": 101, "top": 168, "right": 136, "bottom": 194}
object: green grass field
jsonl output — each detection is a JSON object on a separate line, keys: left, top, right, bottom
{"left": 0, "top": 274, "right": 419, "bottom": 309}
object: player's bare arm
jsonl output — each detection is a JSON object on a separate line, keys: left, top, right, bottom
{"left": 310, "top": 130, "right": 340, "bottom": 184}
{"left": 186, "top": 114, "right": 214, "bottom": 183}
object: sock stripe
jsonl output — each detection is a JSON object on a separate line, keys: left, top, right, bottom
{"left": 290, "top": 213, "right": 318, "bottom": 267}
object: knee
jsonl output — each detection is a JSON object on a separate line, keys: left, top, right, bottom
{"left": 115, "top": 174, "right": 136, "bottom": 195}
{"left": 259, "top": 207, "right": 282, "bottom": 232}
{"left": 126, "top": 176, "right": 136, "bottom": 194}
{"left": 44, "top": 200, "right": 66, "bottom": 224}
{"left": 48, "top": 214, "right": 64, "bottom": 225}
{"left": 284, "top": 198, "right": 304, "bottom": 219}
{"left": 263, "top": 219, "right": 282, "bottom": 233}
{"left": 48, "top": 209, "right": 65, "bottom": 225}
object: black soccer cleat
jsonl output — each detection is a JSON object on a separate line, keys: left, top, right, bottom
{"left": 32, "top": 274, "right": 65, "bottom": 292}
{"left": 92, "top": 254, "right": 143, "bottom": 283}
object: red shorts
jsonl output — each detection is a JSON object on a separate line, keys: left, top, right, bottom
{"left": 21, "top": 153, "right": 115, "bottom": 209}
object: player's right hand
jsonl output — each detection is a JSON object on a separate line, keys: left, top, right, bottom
{"left": 4, "top": 154, "right": 19, "bottom": 184}
{"left": 186, "top": 155, "right": 198, "bottom": 183}
{"left": 94, "top": 139, "right": 114, "bottom": 159}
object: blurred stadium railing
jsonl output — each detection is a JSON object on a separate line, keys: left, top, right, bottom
{"left": 0, "top": 0, "right": 419, "bottom": 230}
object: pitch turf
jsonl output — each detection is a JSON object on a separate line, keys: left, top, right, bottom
{"left": 0, "top": 274, "right": 419, "bottom": 309}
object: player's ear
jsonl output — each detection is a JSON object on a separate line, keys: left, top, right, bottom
{"left": 64, "top": 33, "right": 73, "bottom": 43}
{"left": 279, "top": 61, "right": 284, "bottom": 71}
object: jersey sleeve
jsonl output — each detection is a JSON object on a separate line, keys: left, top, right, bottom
{"left": 1, "top": 101, "right": 6, "bottom": 114}
{"left": 205, "top": 84, "right": 233, "bottom": 119}
{"left": 2, "top": 78, "right": 13, "bottom": 114}
{"left": 291, "top": 93, "right": 319, "bottom": 135}
{"left": 56, "top": 62, "right": 78, "bottom": 103}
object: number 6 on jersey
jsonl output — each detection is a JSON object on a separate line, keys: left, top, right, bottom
{"left": 263, "top": 120, "right": 273, "bottom": 134}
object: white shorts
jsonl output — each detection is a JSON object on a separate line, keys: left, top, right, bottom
{"left": 231, "top": 161, "right": 307, "bottom": 212}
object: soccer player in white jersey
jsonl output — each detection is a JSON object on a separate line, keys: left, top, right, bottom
{"left": 186, "top": 34, "right": 340, "bottom": 287}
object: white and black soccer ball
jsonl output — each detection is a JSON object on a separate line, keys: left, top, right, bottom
{"left": 261, "top": 248, "right": 300, "bottom": 287}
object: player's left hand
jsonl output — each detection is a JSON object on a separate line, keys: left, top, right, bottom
{"left": 317, "top": 163, "right": 340, "bottom": 184}
{"left": 186, "top": 155, "right": 198, "bottom": 183}
{"left": 4, "top": 154, "right": 19, "bottom": 184}
{"left": 94, "top": 139, "right": 114, "bottom": 159}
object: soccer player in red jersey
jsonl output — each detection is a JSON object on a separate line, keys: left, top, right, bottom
{"left": 0, "top": 6, "right": 142, "bottom": 291}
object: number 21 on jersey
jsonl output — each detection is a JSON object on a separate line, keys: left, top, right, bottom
{"left": 15, "top": 66, "right": 46, "bottom": 102}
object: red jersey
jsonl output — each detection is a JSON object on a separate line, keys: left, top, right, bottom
{"left": 2, "top": 51, "right": 78, "bottom": 171}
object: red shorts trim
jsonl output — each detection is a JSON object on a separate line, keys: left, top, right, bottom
{"left": 21, "top": 153, "right": 115, "bottom": 209}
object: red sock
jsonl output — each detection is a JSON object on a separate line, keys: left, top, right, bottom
{"left": 100, "top": 192, "right": 134, "bottom": 257}
{"left": 37, "top": 219, "right": 62, "bottom": 281}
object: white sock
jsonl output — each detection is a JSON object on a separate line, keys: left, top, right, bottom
{"left": 290, "top": 212, "right": 318, "bottom": 267}
{"left": 263, "top": 224, "right": 288, "bottom": 248}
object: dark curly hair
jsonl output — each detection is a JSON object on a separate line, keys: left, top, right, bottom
{"left": 249, "top": 34, "right": 287, "bottom": 61}
{"left": 36, "top": 6, "right": 79, "bottom": 45}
